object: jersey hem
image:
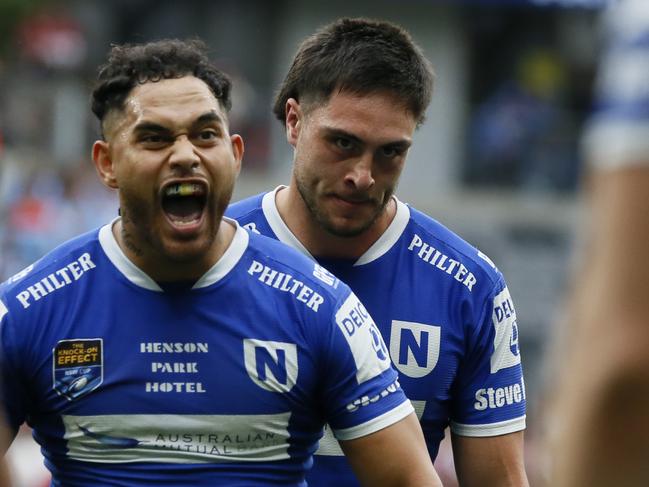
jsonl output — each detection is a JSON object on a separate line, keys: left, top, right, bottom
{"left": 450, "top": 415, "right": 526, "bottom": 437}
{"left": 332, "top": 400, "right": 414, "bottom": 441}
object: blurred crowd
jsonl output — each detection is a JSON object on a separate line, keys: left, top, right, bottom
{"left": 0, "top": 155, "right": 117, "bottom": 282}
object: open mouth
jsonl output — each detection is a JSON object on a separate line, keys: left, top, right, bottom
{"left": 161, "top": 182, "right": 208, "bottom": 227}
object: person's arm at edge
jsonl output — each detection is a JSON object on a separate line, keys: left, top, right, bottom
{"left": 552, "top": 167, "right": 649, "bottom": 486}
{"left": 0, "top": 420, "right": 14, "bottom": 486}
{"left": 340, "top": 412, "right": 442, "bottom": 486}
{"left": 452, "top": 431, "right": 528, "bottom": 487}
{"left": 0, "top": 463, "right": 10, "bottom": 487}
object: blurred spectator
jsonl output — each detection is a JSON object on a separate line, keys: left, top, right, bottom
{"left": 17, "top": 9, "right": 87, "bottom": 70}
{"left": 468, "top": 47, "right": 578, "bottom": 192}
{"left": 550, "top": 0, "right": 649, "bottom": 485}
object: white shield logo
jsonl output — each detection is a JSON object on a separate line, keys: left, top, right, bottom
{"left": 389, "top": 321, "right": 441, "bottom": 378}
{"left": 243, "top": 339, "right": 298, "bottom": 392}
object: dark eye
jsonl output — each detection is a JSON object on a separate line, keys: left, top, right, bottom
{"left": 381, "top": 146, "right": 405, "bottom": 159}
{"left": 199, "top": 130, "right": 217, "bottom": 140}
{"left": 335, "top": 137, "right": 354, "bottom": 151}
{"left": 140, "top": 134, "right": 170, "bottom": 148}
{"left": 194, "top": 129, "right": 220, "bottom": 146}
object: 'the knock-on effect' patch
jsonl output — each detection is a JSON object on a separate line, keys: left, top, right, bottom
{"left": 53, "top": 339, "right": 103, "bottom": 401}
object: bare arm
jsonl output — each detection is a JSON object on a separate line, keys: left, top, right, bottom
{"left": 340, "top": 412, "right": 442, "bottom": 487}
{"left": 552, "top": 168, "right": 649, "bottom": 486}
{"left": 0, "top": 461, "right": 10, "bottom": 487}
{"left": 0, "top": 422, "right": 14, "bottom": 487}
{"left": 452, "top": 431, "right": 528, "bottom": 487}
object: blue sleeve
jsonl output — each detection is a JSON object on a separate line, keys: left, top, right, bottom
{"left": 318, "top": 290, "right": 413, "bottom": 441}
{"left": 450, "top": 277, "right": 526, "bottom": 437}
{"left": 0, "top": 297, "right": 28, "bottom": 432}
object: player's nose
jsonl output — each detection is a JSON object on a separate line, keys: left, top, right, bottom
{"left": 345, "top": 153, "right": 375, "bottom": 190}
{"left": 168, "top": 135, "right": 200, "bottom": 173}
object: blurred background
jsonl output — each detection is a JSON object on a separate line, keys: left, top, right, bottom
{"left": 0, "top": 0, "right": 608, "bottom": 485}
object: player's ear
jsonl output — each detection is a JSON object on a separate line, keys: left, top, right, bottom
{"left": 92, "top": 140, "right": 118, "bottom": 189}
{"left": 230, "top": 133, "right": 244, "bottom": 177}
{"left": 285, "top": 98, "right": 302, "bottom": 147}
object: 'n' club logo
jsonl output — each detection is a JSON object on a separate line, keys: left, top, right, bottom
{"left": 243, "top": 339, "right": 298, "bottom": 393}
{"left": 389, "top": 321, "right": 440, "bottom": 378}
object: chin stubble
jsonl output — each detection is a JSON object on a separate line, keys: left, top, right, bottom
{"left": 296, "top": 177, "right": 392, "bottom": 238}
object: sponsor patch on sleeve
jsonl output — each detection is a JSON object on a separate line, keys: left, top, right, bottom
{"left": 7, "top": 264, "right": 35, "bottom": 285}
{"left": 477, "top": 250, "right": 497, "bottom": 270}
{"left": 335, "top": 293, "right": 391, "bottom": 384}
{"left": 243, "top": 222, "right": 261, "bottom": 234}
{"left": 53, "top": 338, "right": 103, "bottom": 401}
{"left": 490, "top": 287, "right": 521, "bottom": 373}
{"left": 312, "top": 264, "right": 339, "bottom": 288}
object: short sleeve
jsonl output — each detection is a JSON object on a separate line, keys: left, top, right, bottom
{"left": 318, "top": 291, "right": 413, "bottom": 441}
{"left": 0, "top": 297, "right": 28, "bottom": 431}
{"left": 450, "top": 279, "right": 526, "bottom": 437}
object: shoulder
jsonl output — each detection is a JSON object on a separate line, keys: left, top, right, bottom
{"left": 242, "top": 231, "right": 350, "bottom": 306}
{"left": 1, "top": 227, "right": 102, "bottom": 314}
{"left": 405, "top": 206, "right": 505, "bottom": 291}
{"left": 226, "top": 192, "right": 266, "bottom": 219}
{"left": 226, "top": 192, "right": 272, "bottom": 236}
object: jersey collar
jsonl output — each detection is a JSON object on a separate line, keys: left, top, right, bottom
{"left": 98, "top": 217, "right": 249, "bottom": 291}
{"left": 262, "top": 186, "right": 410, "bottom": 266}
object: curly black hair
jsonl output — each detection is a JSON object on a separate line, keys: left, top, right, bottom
{"left": 91, "top": 38, "right": 231, "bottom": 130}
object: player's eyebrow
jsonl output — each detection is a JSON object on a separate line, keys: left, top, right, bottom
{"left": 382, "top": 139, "right": 412, "bottom": 152}
{"left": 132, "top": 111, "right": 225, "bottom": 134}
{"left": 322, "top": 126, "right": 412, "bottom": 149}
{"left": 132, "top": 122, "right": 170, "bottom": 134}
{"left": 194, "top": 111, "right": 224, "bottom": 127}
{"left": 321, "top": 127, "right": 363, "bottom": 144}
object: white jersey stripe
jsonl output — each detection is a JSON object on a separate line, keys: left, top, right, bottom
{"left": 63, "top": 412, "right": 292, "bottom": 463}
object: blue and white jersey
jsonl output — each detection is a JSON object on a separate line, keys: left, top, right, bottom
{"left": 0, "top": 219, "right": 411, "bottom": 486}
{"left": 227, "top": 189, "right": 526, "bottom": 486}
{"left": 583, "top": 0, "right": 649, "bottom": 169}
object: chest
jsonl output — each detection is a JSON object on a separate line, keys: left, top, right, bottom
{"left": 23, "top": 286, "right": 324, "bottom": 420}
{"left": 325, "top": 260, "right": 474, "bottom": 399}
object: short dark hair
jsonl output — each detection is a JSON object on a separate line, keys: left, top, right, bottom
{"left": 273, "top": 18, "right": 434, "bottom": 126}
{"left": 91, "top": 38, "right": 231, "bottom": 131}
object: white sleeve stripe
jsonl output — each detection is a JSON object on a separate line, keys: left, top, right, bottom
{"left": 583, "top": 122, "right": 649, "bottom": 170}
{"left": 333, "top": 400, "right": 414, "bottom": 442}
{"left": 450, "top": 415, "right": 526, "bottom": 437}
{"left": 0, "top": 300, "right": 7, "bottom": 322}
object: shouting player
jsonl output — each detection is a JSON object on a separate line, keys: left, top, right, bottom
{"left": 0, "top": 38, "right": 440, "bottom": 486}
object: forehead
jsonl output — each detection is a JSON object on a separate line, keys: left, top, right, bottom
{"left": 121, "top": 76, "right": 224, "bottom": 129}
{"left": 308, "top": 90, "right": 417, "bottom": 141}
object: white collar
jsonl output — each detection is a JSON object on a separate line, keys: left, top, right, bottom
{"left": 98, "top": 217, "right": 249, "bottom": 291}
{"left": 261, "top": 186, "right": 410, "bottom": 266}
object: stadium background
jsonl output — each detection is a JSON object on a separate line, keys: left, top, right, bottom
{"left": 0, "top": 0, "right": 606, "bottom": 485}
